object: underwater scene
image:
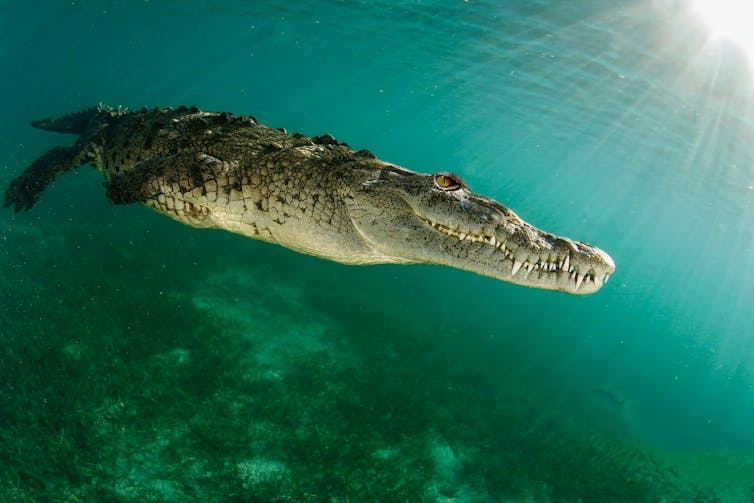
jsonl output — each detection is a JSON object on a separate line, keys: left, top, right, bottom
{"left": 2, "top": 1, "right": 754, "bottom": 501}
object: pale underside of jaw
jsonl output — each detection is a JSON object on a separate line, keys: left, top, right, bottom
{"left": 423, "top": 218, "right": 611, "bottom": 292}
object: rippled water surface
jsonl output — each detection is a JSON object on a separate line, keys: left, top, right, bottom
{"left": 2, "top": 1, "right": 754, "bottom": 501}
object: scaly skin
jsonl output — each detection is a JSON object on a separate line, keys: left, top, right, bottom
{"left": 4, "top": 105, "right": 615, "bottom": 294}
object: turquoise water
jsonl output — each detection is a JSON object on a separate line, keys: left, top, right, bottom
{"left": 2, "top": 0, "right": 754, "bottom": 501}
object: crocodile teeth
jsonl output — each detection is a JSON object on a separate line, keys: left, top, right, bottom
{"left": 575, "top": 273, "right": 584, "bottom": 290}
{"left": 563, "top": 254, "right": 570, "bottom": 273}
{"left": 524, "top": 262, "right": 535, "bottom": 278}
{"left": 511, "top": 259, "right": 523, "bottom": 276}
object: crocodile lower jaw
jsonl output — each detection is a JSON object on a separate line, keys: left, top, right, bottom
{"left": 423, "top": 217, "right": 611, "bottom": 291}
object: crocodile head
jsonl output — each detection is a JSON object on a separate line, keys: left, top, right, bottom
{"left": 345, "top": 164, "right": 615, "bottom": 294}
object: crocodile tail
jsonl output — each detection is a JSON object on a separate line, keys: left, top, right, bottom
{"left": 30, "top": 107, "right": 99, "bottom": 134}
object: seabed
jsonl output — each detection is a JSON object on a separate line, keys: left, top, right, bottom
{"left": 1, "top": 216, "right": 746, "bottom": 502}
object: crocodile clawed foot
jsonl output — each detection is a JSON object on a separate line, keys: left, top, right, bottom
{"left": 4, "top": 173, "right": 43, "bottom": 212}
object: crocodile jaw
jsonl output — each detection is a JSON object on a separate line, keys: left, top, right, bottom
{"left": 346, "top": 167, "right": 615, "bottom": 295}
{"left": 422, "top": 218, "right": 615, "bottom": 294}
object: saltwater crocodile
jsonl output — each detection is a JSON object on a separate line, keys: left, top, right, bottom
{"left": 4, "top": 105, "right": 615, "bottom": 294}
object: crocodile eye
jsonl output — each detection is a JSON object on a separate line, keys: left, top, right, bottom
{"left": 433, "top": 172, "right": 464, "bottom": 191}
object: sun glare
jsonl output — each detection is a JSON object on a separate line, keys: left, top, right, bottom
{"left": 693, "top": 0, "right": 754, "bottom": 60}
